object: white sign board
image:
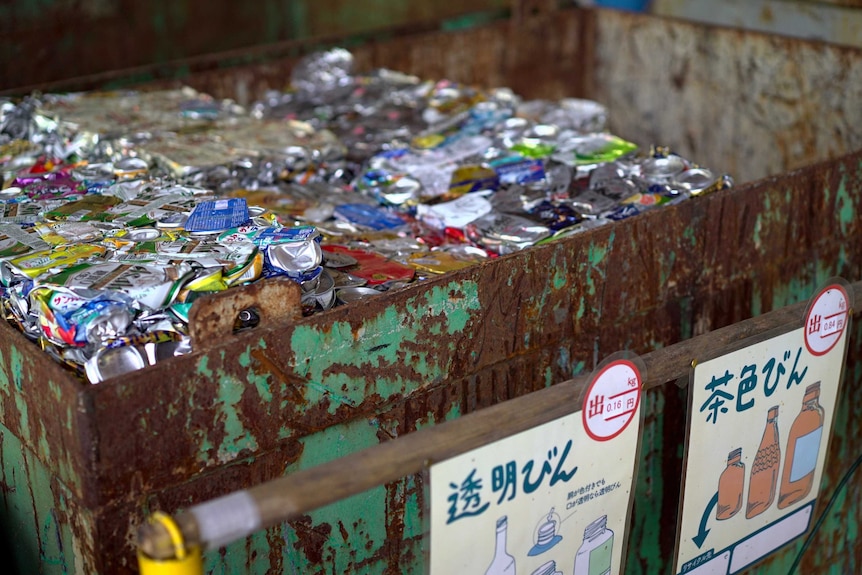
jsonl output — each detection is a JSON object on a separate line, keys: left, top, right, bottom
{"left": 674, "top": 284, "right": 851, "bottom": 575}
{"left": 429, "top": 359, "right": 642, "bottom": 575}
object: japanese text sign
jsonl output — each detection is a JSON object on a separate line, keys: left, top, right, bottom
{"left": 675, "top": 283, "right": 851, "bottom": 575}
{"left": 429, "top": 358, "right": 643, "bottom": 575}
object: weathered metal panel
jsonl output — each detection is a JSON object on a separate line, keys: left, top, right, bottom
{"left": 1, "top": 7, "right": 862, "bottom": 575}
{"left": 0, "top": 0, "right": 510, "bottom": 92}
{"left": 591, "top": 9, "right": 862, "bottom": 183}
{"left": 0, "top": 422, "right": 97, "bottom": 574}
{"left": 652, "top": 0, "right": 862, "bottom": 49}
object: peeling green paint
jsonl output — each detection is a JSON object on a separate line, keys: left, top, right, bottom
{"left": 682, "top": 225, "right": 696, "bottom": 247}
{"left": 240, "top": 341, "right": 273, "bottom": 403}
{"left": 14, "top": 391, "right": 30, "bottom": 444}
{"left": 289, "top": 281, "right": 481, "bottom": 408}
{"left": 572, "top": 360, "right": 587, "bottom": 377}
{"left": 214, "top": 371, "right": 259, "bottom": 462}
{"left": 237, "top": 418, "right": 393, "bottom": 573}
{"left": 197, "top": 355, "right": 213, "bottom": 377}
{"left": 629, "top": 389, "right": 667, "bottom": 574}
{"left": 580, "top": 232, "right": 613, "bottom": 320}
{"left": 553, "top": 266, "right": 567, "bottom": 290}
{"left": 659, "top": 250, "right": 677, "bottom": 287}
{"left": 10, "top": 346, "right": 24, "bottom": 391}
{"left": 771, "top": 275, "right": 810, "bottom": 309}
{"left": 753, "top": 213, "right": 764, "bottom": 251}
{"left": 1, "top": 423, "right": 81, "bottom": 575}
{"left": 751, "top": 284, "right": 763, "bottom": 317}
{"left": 834, "top": 177, "right": 855, "bottom": 236}
{"left": 206, "top": 528, "right": 273, "bottom": 575}
{"left": 0, "top": 348, "right": 6, "bottom": 392}
{"left": 402, "top": 476, "right": 423, "bottom": 538}
{"left": 557, "top": 347, "right": 571, "bottom": 375}
{"left": 37, "top": 424, "right": 51, "bottom": 462}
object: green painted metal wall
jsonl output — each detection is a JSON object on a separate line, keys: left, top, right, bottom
{"left": 1, "top": 424, "right": 89, "bottom": 574}
{"left": 5, "top": 324, "right": 858, "bottom": 574}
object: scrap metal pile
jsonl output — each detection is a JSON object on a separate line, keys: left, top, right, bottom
{"left": 0, "top": 48, "right": 731, "bottom": 383}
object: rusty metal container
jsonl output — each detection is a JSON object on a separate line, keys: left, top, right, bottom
{"left": 2, "top": 6, "right": 862, "bottom": 574}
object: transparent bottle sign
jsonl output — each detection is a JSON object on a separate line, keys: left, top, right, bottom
{"left": 485, "top": 516, "right": 516, "bottom": 575}
{"left": 574, "top": 515, "right": 614, "bottom": 575}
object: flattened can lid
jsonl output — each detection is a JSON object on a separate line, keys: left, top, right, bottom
{"left": 155, "top": 213, "right": 188, "bottom": 229}
{"left": 72, "top": 163, "right": 115, "bottom": 182}
{"left": 124, "top": 227, "right": 160, "bottom": 242}
{"left": 322, "top": 250, "right": 358, "bottom": 269}
{"left": 85, "top": 345, "right": 146, "bottom": 384}
{"left": 0, "top": 186, "right": 23, "bottom": 199}
{"left": 328, "top": 268, "right": 367, "bottom": 288}
{"left": 640, "top": 155, "right": 686, "bottom": 182}
{"left": 673, "top": 168, "right": 717, "bottom": 194}
{"left": 406, "top": 251, "right": 474, "bottom": 274}
{"left": 335, "top": 286, "right": 382, "bottom": 305}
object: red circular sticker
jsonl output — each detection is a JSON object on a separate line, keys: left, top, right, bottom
{"left": 804, "top": 284, "right": 850, "bottom": 356}
{"left": 582, "top": 359, "right": 642, "bottom": 442}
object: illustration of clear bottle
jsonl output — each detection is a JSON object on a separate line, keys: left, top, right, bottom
{"left": 746, "top": 406, "right": 781, "bottom": 519}
{"left": 573, "top": 515, "right": 614, "bottom": 575}
{"left": 485, "top": 516, "right": 516, "bottom": 575}
{"left": 717, "top": 447, "right": 745, "bottom": 520}
{"left": 779, "top": 382, "right": 825, "bottom": 509}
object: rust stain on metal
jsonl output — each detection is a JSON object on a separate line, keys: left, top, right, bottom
{"left": 291, "top": 514, "right": 332, "bottom": 564}
{"left": 249, "top": 348, "right": 306, "bottom": 406}
{"left": 188, "top": 278, "right": 301, "bottom": 351}
{"left": 266, "top": 527, "right": 285, "bottom": 573}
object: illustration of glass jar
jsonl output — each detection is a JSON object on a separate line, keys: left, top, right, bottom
{"left": 573, "top": 515, "right": 614, "bottom": 575}
{"left": 746, "top": 406, "right": 781, "bottom": 519}
{"left": 778, "top": 382, "right": 825, "bottom": 509}
{"left": 717, "top": 447, "right": 745, "bottom": 520}
{"left": 485, "top": 516, "right": 516, "bottom": 575}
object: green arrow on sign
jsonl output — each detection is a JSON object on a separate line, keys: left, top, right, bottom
{"left": 692, "top": 492, "right": 719, "bottom": 549}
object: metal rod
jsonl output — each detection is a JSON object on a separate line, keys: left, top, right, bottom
{"left": 137, "top": 280, "right": 862, "bottom": 559}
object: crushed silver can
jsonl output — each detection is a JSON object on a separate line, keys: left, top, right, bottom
{"left": 301, "top": 267, "right": 336, "bottom": 311}
{"left": 464, "top": 212, "right": 551, "bottom": 255}
{"left": 85, "top": 345, "right": 146, "bottom": 383}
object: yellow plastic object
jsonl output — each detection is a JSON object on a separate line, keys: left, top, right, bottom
{"left": 137, "top": 512, "right": 203, "bottom": 575}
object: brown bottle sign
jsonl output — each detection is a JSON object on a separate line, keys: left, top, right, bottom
{"left": 745, "top": 406, "right": 780, "bottom": 519}
{"left": 674, "top": 283, "right": 851, "bottom": 575}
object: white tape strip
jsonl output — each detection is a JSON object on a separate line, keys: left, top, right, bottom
{"left": 189, "top": 490, "right": 262, "bottom": 550}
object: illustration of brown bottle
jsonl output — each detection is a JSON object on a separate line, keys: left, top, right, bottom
{"left": 778, "top": 382, "right": 825, "bottom": 509}
{"left": 717, "top": 448, "right": 745, "bottom": 520}
{"left": 746, "top": 406, "right": 780, "bottom": 519}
